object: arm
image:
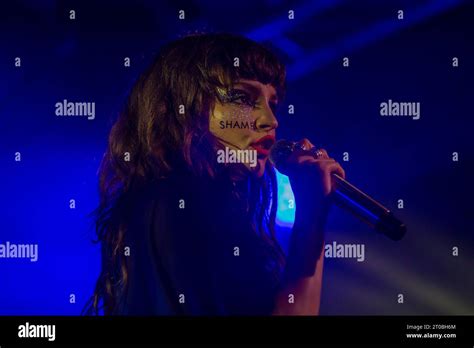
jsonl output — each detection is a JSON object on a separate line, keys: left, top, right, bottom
{"left": 272, "top": 200, "right": 329, "bottom": 315}
{"left": 271, "top": 138, "right": 345, "bottom": 315}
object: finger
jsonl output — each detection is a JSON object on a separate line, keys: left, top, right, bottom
{"left": 297, "top": 156, "right": 336, "bottom": 165}
{"left": 313, "top": 148, "right": 329, "bottom": 159}
{"left": 334, "top": 161, "right": 346, "bottom": 179}
{"left": 293, "top": 138, "right": 315, "bottom": 157}
{"left": 322, "top": 162, "right": 338, "bottom": 196}
{"left": 296, "top": 140, "right": 331, "bottom": 160}
{"left": 297, "top": 138, "right": 314, "bottom": 150}
{"left": 309, "top": 159, "right": 345, "bottom": 195}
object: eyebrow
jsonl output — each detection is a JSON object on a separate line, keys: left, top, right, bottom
{"left": 234, "top": 81, "right": 278, "bottom": 103}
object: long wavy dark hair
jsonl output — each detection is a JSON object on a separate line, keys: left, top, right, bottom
{"left": 83, "top": 32, "right": 287, "bottom": 315}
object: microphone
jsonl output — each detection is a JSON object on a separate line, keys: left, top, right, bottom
{"left": 269, "top": 139, "right": 407, "bottom": 241}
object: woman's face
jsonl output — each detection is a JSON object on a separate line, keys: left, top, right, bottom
{"left": 209, "top": 79, "right": 279, "bottom": 178}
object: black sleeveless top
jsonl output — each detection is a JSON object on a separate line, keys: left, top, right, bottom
{"left": 117, "top": 168, "right": 284, "bottom": 315}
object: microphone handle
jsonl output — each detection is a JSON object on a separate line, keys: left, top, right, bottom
{"left": 330, "top": 173, "right": 406, "bottom": 241}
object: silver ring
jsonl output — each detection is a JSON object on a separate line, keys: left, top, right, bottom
{"left": 310, "top": 147, "right": 325, "bottom": 158}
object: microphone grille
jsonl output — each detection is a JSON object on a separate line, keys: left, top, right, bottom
{"left": 269, "top": 139, "right": 295, "bottom": 168}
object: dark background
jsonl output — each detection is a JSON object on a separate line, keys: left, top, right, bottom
{"left": 1, "top": 0, "right": 473, "bottom": 315}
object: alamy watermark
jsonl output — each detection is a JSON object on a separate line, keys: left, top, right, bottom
{"left": 380, "top": 99, "right": 420, "bottom": 120}
{"left": 324, "top": 241, "right": 365, "bottom": 262}
{"left": 55, "top": 99, "right": 95, "bottom": 120}
{"left": 0, "top": 241, "right": 38, "bottom": 262}
{"left": 18, "top": 322, "right": 55, "bottom": 341}
{"left": 217, "top": 146, "right": 257, "bottom": 167}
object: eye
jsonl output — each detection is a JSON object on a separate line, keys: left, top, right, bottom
{"left": 226, "top": 89, "right": 257, "bottom": 107}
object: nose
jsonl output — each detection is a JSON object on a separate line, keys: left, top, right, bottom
{"left": 255, "top": 105, "right": 278, "bottom": 132}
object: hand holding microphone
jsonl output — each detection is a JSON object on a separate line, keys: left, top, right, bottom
{"left": 276, "top": 138, "right": 345, "bottom": 197}
{"left": 270, "top": 138, "right": 406, "bottom": 241}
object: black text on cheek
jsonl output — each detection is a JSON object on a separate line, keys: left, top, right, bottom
{"left": 219, "top": 120, "right": 256, "bottom": 130}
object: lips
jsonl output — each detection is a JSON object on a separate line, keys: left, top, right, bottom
{"left": 250, "top": 135, "right": 275, "bottom": 157}
{"left": 253, "top": 146, "right": 270, "bottom": 156}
